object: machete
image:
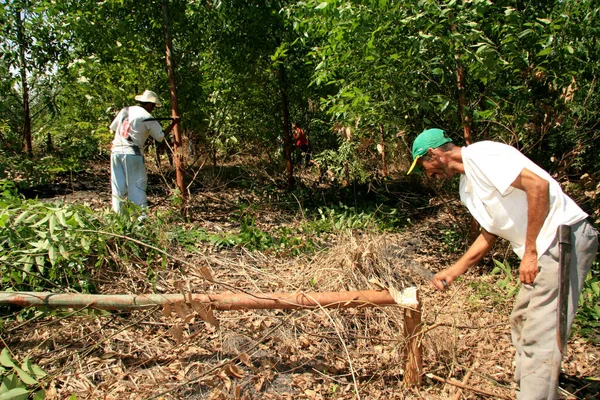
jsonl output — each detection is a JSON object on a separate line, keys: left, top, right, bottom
{"left": 557, "top": 224, "right": 571, "bottom": 354}
{"left": 408, "top": 259, "right": 447, "bottom": 288}
{"left": 144, "top": 117, "right": 176, "bottom": 122}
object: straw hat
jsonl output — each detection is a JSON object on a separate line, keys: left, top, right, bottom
{"left": 134, "top": 90, "right": 162, "bottom": 106}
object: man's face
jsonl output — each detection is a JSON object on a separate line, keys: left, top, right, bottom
{"left": 419, "top": 150, "right": 455, "bottom": 180}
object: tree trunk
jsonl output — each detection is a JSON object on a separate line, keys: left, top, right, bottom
{"left": 455, "top": 54, "right": 472, "bottom": 145}
{"left": 162, "top": 0, "right": 187, "bottom": 213}
{"left": 46, "top": 131, "right": 53, "bottom": 153}
{"left": 379, "top": 124, "right": 387, "bottom": 177}
{"left": 15, "top": 7, "right": 32, "bottom": 155}
{"left": 277, "top": 62, "right": 294, "bottom": 189}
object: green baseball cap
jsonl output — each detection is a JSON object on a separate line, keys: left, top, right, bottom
{"left": 407, "top": 128, "right": 453, "bottom": 174}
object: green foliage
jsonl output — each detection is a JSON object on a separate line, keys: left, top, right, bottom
{"left": 312, "top": 205, "right": 377, "bottom": 232}
{"left": 0, "top": 180, "right": 97, "bottom": 292}
{"left": 0, "top": 181, "right": 174, "bottom": 294}
{"left": 171, "top": 218, "right": 314, "bottom": 256}
{"left": 305, "top": 203, "right": 405, "bottom": 233}
{"left": 490, "top": 259, "right": 519, "bottom": 297}
{"left": 441, "top": 226, "right": 465, "bottom": 254}
{"left": 313, "top": 141, "right": 371, "bottom": 184}
{"left": 467, "top": 280, "right": 501, "bottom": 307}
{"left": 574, "top": 265, "right": 600, "bottom": 342}
{"left": 0, "top": 154, "right": 57, "bottom": 190}
{"left": 0, "top": 348, "right": 46, "bottom": 400}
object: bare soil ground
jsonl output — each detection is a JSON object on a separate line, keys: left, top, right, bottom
{"left": 3, "top": 160, "right": 599, "bottom": 400}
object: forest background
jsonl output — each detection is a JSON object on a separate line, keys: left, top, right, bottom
{"left": 1, "top": 1, "right": 599, "bottom": 399}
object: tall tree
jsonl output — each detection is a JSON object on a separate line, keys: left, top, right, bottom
{"left": 0, "top": 0, "right": 68, "bottom": 155}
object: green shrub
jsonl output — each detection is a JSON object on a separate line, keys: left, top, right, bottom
{"left": 0, "top": 181, "right": 172, "bottom": 294}
{"left": 574, "top": 264, "right": 600, "bottom": 342}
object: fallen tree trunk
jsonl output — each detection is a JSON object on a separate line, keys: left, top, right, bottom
{"left": 0, "top": 288, "right": 423, "bottom": 386}
{"left": 0, "top": 289, "right": 417, "bottom": 311}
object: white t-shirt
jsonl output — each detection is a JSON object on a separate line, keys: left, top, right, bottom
{"left": 110, "top": 105, "right": 165, "bottom": 156}
{"left": 459, "top": 141, "right": 587, "bottom": 259}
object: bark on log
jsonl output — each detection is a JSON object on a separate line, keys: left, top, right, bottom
{"left": 0, "top": 289, "right": 418, "bottom": 311}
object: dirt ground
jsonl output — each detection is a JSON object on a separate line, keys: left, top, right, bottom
{"left": 3, "top": 160, "right": 599, "bottom": 400}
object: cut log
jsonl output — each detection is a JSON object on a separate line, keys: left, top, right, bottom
{"left": 0, "top": 289, "right": 418, "bottom": 311}
{"left": 0, "top": 288, "right": 424, "bottom": 387}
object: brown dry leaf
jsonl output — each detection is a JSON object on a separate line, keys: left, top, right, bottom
{"left": 195, "top": 266, "right": 215, "bottom": 282}
{"left": 162, "top": 303, "right": 172, "bottom": 317}
{"left": 218, "top": 369, "right": 232, "bottom": 391}
{"left": 223, "top": 363, "right": 245, "bottom": 379}
{"left": 170, "top": 324, "right": 184, "bottom": 344}
{"left": 208, "top": 388, "right": 228, "bottom": 400}
{"left": 192, "top": 302, "right": 220, "bottom": 328}
{"left": 173, "top": 301, "right": 189, "bottom": 320}
{"left": 239, "top": 352, "right": 253, "bottom": 368}
{"left": 254, "top": 375, "right": 266, "bottom": 392}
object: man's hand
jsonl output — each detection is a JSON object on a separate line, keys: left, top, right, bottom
{"left": 432, "top": 267, "right": 461, "bottom": 290}
{"left": 519, "top": 252, "right": 539, "bottom": 284}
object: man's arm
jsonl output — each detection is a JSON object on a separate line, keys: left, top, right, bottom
{"left": 164, "top": 117, "right": 180, "bottom": 136}
{"left": 510, "top": 168, "right": 550, "bottom": 284}
{"left": 433, "top": 229, "right": 497, "bottom": 290}
{"left": 147, "top": 117, "right": 180, "bottom": 142}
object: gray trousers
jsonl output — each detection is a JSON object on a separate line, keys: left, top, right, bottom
{"left": 510, "top": 219, "right": 598, "bottom": 400}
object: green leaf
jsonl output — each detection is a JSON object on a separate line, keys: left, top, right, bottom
{"left": 537, "top": 47, "right": 552, "bottom": 56}
{"left": 32, "top": 390, "right": 45, "bottom": 400}
{"left": 13, "top": 212, "right": 30, "bottom": 225}
{"left": 315, "top": 2, "right": 328, "bottom": 10}
{"left": 0, "top": 388, "right": 29, "bottom": 400}
{"left": 518, "top": 29, "right": 533, "bottom": 38}
{"left": 48, "top": 246, "right": 57, "bottom": 266}
{"left": 13, "top": 366, "right": 36, "bottom": 386}
{"left": 31, "top": 214, "right": 51, "bottom": 228}
{"left": 73, "top": 213, "right": 85, "bottom": 227}
{"left": 49, "top": 215, "right": 57, "bottom": 234}
{"left": 56, "top": 210, "right": 67, "bottom": 227}
{"left": 0, "top": 349, "right": 15, "bottom": 368}
{"left": 23, "top": 358, "right": 46, "bottom": 380}
{"left": 59, "top": 244, "right": 69, "bottom": 259}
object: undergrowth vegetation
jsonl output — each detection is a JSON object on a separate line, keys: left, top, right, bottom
{"left": 575, "top": 263, "right": 600, "bottom": 342}
{"left": 2, "top": 173, "right": 598, "bottom": 346}
{"left": 0, "top": 180, "right": 171, "bottom": 294}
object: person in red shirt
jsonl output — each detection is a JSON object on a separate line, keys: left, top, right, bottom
{"left": 292, "top": 122, "right": 311, "bottom": 166}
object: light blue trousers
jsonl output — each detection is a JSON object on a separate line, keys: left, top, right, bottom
{"left": 510, "top": 219, "right": 598, "bottom": 400}
{"left": 110, "top": 153, "right": 148, "bottom": 213}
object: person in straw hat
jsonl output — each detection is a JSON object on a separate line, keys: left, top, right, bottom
{"left": 109, "top": 90, "right": 179, "bottom": 214}
{"left": 407, "top": 128, "right": 597, "bottom": 400}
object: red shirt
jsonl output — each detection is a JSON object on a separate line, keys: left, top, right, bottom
{"left": 294, "top": 128, "right": 308, "bottom": 147}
